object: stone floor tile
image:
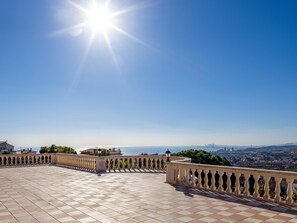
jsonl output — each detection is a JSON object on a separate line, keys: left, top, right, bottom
{"left": 0, "top": 166, "right": 296, "bottom": 223}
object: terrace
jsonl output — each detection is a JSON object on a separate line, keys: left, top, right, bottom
{"left": 0, "top": 153, "right": 297, "bottom": 223}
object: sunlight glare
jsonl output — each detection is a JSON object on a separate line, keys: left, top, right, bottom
{"left": 86, "top": 5, "right": 113, "bottom": 33}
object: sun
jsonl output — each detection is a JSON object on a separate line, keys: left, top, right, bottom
{"left": 85, "top": 3, "right": 113, "bottom": 34}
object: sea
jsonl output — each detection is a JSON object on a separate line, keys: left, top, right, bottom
{"left": 19, "top": 146, "right": 219, "bottom": 155}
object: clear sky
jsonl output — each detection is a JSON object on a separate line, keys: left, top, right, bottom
{"left": 1, "top": 0, "right": 297, "bottom": 147}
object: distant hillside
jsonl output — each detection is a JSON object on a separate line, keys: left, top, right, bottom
{"left": 216, "top": 145, "right": 297, "bottom": 153}
{"left": 242, "top": 145, "right": 297, "bottom": 153}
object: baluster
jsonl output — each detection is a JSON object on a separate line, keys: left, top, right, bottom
{"left": 211, "top": 170, "right": 216, "bottom": 190}
{"left": 235, "top": 173, "right": 241, "bottom": 196}
{"left": 218, "top": 171, "right": 224, "bottom": 192}
{"left": 204, "top": 170, "right": 209, "bottom": 189}
{"left": 274, "top": 177, "right": 282, "bottom": 203}
{"left": 263, "top": 176, "right": 270, "bottom": 200}
{"left": 192, "top": 170, "right": 196, "bottom": 187}
{"left": 286, "top": 178, "right": 294, "bottom": 205}
{"left": 226, "top": 172, "right": 232, "bottom": 193}
{"left": 244, "top": 174, "right": 250, "bottom": 197}
{"left": 107, "top": 159, "right": 110, "bottom": 170}
{"left": 196, "top": 170, "right": 201, "bottom": 188}
{"left": 253, "top": 175, "right": 260, "bottom": 199}
{"left": 185, "top": 168, "right": 190, "bottom": 186}
{"left": 191, "top": 168, "right": 196, "bottom": 187}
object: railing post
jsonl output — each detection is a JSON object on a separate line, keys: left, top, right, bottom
{"left": 96, "top": 157, "right": 106, "bottom": 173}
{"left": 166, "top": 162, "right": 175, "bottom": 184}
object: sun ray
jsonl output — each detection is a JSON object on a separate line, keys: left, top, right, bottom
{"left": 110, "top": 24, "right": 151, "bottom": 48}
{"left": 68, "top": 0, "right": 89, "bottom": 15}
{"left": 102, "top": 30, "right": 119, "bottom": 68}
{"left": 68, "top": 28, "right": 98, "bottom": 91}
{"left": 111, "top": 5, "right": 140, "bottom": 18}
{"left": 49, "top": 22, "right": 88, "bottom": 37}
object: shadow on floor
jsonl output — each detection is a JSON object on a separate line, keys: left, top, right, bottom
{"left": 53, "top": 165, "right": 166, "bottom": 175}
{"left": 171, "top": 184, "right": 297, "bottom": 215}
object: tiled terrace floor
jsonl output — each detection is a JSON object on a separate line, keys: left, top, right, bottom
{"left": 0, "top": 166, "right": 297, "bottom": 223}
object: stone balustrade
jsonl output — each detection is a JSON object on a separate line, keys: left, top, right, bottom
{"left": 0, "top": 154, "right": 54, "bottom": 166}
{"left": 1, "top": 153, "right": 296, "bottom": 206}
{"left": 0, "top": 154, "right": 183, "bottom": 173}
{"left": 55, "top": 153, "right": 97, "bottom": 172}
{"left": 103, "top": 155, "right": 184, "bottom": 172}
{"left": 166, "top": 159, "right": 297, "bottom": 206}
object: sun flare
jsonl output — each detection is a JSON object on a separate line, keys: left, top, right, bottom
{"left": 55, "top": 0, "right": 147, "bottom": 65}
{"left": 85, "top": 4, "right": 113, "bottom": 33}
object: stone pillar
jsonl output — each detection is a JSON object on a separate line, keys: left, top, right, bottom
{"left": 166, "top": 162, "right": 175, "bottom": 184}
{"left": 96, "top": 157, "right": 106, "bottom": 173}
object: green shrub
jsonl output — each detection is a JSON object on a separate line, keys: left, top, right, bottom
{"left": 173, "top": 149, "right": 231, "bottom": 166}
{"left": 40, "top": 144, "right": 76, "bottom": 154}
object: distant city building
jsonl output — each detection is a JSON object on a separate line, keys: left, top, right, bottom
{"left": 0, "top": 141, "right": 14, "bottom": 153}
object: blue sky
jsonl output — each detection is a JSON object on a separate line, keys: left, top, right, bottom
{"left": 1, "top": 0, "right": 297, "bottom": 147}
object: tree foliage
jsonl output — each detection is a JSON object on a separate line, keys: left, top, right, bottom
{"left": 40, "top": 144, "right": 77, "bottom": 154}
{"left": 173, "top": 149, "right": 231, "bottom": 166}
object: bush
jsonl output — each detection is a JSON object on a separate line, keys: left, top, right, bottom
{"left": 173, "top": 149, "right": 231, "bottom": 166}
{"left": 40, "top": 144, "right": 77, "bottom": 154}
